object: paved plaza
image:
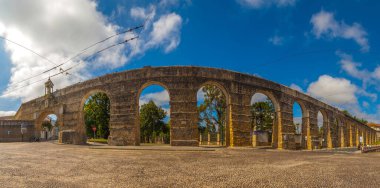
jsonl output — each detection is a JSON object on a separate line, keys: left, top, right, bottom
{"left": 0, "top": 142, "right": 379, "bottom": 187}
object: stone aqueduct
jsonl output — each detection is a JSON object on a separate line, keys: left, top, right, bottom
{"left": 14, "top": 66, "right": 376, "bottom": 149}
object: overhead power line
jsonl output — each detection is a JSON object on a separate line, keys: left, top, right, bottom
{"left": 2, "top": 36, "right": 138, "bottom": 97}
{"left": 0, "top": 36, "right": 57, "bottom": 66}
{"left": 8, "top": 25, "right": 144, "bottom": 87}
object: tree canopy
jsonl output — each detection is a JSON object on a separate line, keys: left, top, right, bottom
{"left": 140, "top": 100, "right": 169, "bottom": 143}
{"left": 250, "top": 100, "right": 274, "bottom": 131}
{"left": 198, "top": 85, "right": 227, "bottom": 135}
{"left": 342, "top": 110, "right": 368, "bottom": 124}
{"left": 84, "top": 93, "right": 110, "bottom": 139}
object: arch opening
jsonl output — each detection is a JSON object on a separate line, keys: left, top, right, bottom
{"left": 250, "top": 93, "right": 275, "bottom": 147}
{"left": 138, "top": 84, "right": 170, "bottom": 145}
{"left": 83, "top": 92, "right": 110, "bottom": 144}
{"left": 317, "top": 111, "right": 325, "bottom": 148}
{"left": 197, "top": 84, "right": 228, "bottom": 147}
{"left": 293, "top": 101, "right": 304, "bottom": 149}
{"left": 39, "top": 114, "right": 59, "bottom": 141}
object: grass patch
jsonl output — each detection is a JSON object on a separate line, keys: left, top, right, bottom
{"left": 88, "top": 138, "right": 108, "bottom": 144}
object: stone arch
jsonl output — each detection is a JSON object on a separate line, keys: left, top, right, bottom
{"left": 251, "top": 89, "right": 280, "bottom": 112}
{"left": 137, "top": 81, "right": 171, "bottom": 145}
{"left": 35, "top": 109, "right": 62, "bottom": 130}
{"left": 292, "top": 99, "right": 309, "bottom": 149}
{"left": 197, "top": 80, "right": 231, "bottom": 146}
{"left": 250, "top": 90, "right": 280, "bottom": 148}
{"left": 35, "top": 110, "right": 61, "bottom": 140}
{"left": 78, "top": 88, "right": 113, "bottom": 144}
{"left": 316, "top": 109, "right": 329, "bottom": 148}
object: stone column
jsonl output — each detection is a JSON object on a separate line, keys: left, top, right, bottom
{"left": 108, "top": 92, "right": 139, "bottom": 146}
{"left": 356, "top": 126, "right": 359, "bottom": 146}
{"left": 327, "top": 122, "right": 332, "bottom": 149}
{"left": 302, "top": 115, "right": 311, "bottom": 150}
{"left": 170, "top": 88, "right": 198, "bottom": 146}
{"left": 229, "top": 92, "right": 252, "bottom": 147}
{"left": 207, "top": 133, "right": 210, "bottom": 145}
{"left": 349, "top": 125, "right": 353, "bottom": 147}
{"left": 275, "top": 110, "right": 282, "bottom": 149}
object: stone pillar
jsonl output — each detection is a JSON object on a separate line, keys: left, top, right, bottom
{"left": 327, "top": 122, "right": 332, "bottom": 149}
{"left": 349, "top": 125, "right": 353, "bottom": 147}
{"left": 108, "top": 92, "right": 139, "bottom": 146}
{"left": 252, "top": 125, "right": 257, "bottom": 147}
{"left": 170, "top": 88, "right": 198, "bottom": 146}
{"left": 229, "top": 92, "right": 252, "bottom": 147}
{"left": 340, "top": 126, "right": 345, "bottom": 148}
{"left": 302, "top": 115, "right": 311, "bottom": 150}
{"left": 356, "top": 126, "right": 359, "bottom": 146}
{"left": 207, "top": 133, "right": 210, "bottom": 145}
{"left": 217, "top": 133, "right": 220, "bottom": 146}
{"left": 275, "top": 110, "right": 282, "bottom": 149}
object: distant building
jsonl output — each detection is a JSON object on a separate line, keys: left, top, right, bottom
{"left": 367, "top": 123, "right": 380, "bottom": 141}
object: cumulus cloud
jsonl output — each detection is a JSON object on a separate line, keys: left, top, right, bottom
{"left": 336, "top": 52, "right": 370, "bottom": 82}
{"left": 307, "top": 75, "right": 379, "bottom": 122}
{"left": 0, "top": 0, "right": 183, "bottom": 102}
{"left": 237, "top": 0, "right": 297, "bottom": 9}
{"left": 139, "top": 90, "right": 170, "bottom": 107}
{"left": 147, "top": 13, "right": 182, "bottom": 53}
{"left": 310, "top": 10, "right": 369, "bottom": 52}
{"left": 336, "top": 52, "right": 380, "bottom": 91}
{"left": 307, "top": 75, "right": 358, "bottom": 105}
{"left": 290, "top": 83, "right": 303, "bottom": 92}
{"left": 0, "top": 111, "right": 16, "bottom": 117}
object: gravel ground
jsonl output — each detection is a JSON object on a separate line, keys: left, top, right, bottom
{"left": 0, "top": 142, "right": 379, "bottom": 188}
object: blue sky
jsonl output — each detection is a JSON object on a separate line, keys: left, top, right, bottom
{"left": 0, "top": 0, "right": 380, "bottom": 123}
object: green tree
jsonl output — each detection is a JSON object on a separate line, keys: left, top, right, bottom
{"left": 42, "top": 121, "right": 53, "bottom": 131}
{"left": 250, "top": 100, "right": 274, "bottom": 131}
{"left": 140, "top": 100, "right": 168, "bottom": 143}
{"left": 198, "top": 85, "right": 227, "bottom": 142}
{"left": 342, "top": 110, "right": 368, "bottom": 124}
{"left": 84, "top": 93, "right": 110, "bottom": 139}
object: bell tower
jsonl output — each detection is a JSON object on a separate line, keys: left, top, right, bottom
{"left": 45, "top": 78, "right": 54, "bottom": 96}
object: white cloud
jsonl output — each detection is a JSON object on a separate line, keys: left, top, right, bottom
{"left": 0, "top": 111, "right": 16, "bottom": 117}
{"left": 139, "top": 90, "right": 170, "bottom": 107}
{"left": 147, "top": 13, "right": 182, "bottom": 53}
{"left": 336, "top": 52, "right": 380, "bottom": 92}
{"left": 290, "top": 83, "right": 303, "bottom": 92}
{"left": 307, "top": 75, "right": 358, "bottom": 105}
{"left": 336, "top": 52, "right": 370, "bottom": 82}
{"left": 268, "top": 35, "right": 284, "bottom": 46}
{"left": 0, "top": 0, "right": 183, "bottom": 102}
{"left": 251, "top": 93, "right": 268, "bottom": 104}
{"left": 310, "top": 10, "right": 369, "bottom": 52}
{"left": 237, "top": 0, "right": 297, "bottom": 9}
{"left": 373, "top": 66, "right": 380, "bottom": 80}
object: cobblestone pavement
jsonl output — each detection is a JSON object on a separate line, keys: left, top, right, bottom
{"left": 0, "top": 142, "right": 379, "bottom": 187}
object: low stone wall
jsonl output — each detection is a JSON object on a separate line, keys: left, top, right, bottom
{"left": 0, "top": 120, "right": 35, "bottom": 142}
